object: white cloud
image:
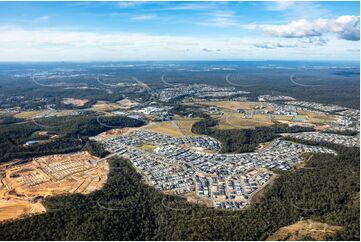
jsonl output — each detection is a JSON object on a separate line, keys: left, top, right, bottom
{"left": 334, "top": 16, "right": 360, "bottom": 41}
{"left": 35, "top": 16, "right": 50, "bottom": 22}
{"left": 116, "top": 2, "right": 144, "bottom": 8}
{"left": 258, "top": 16, "right": 360, "bottom": 41}
{"left": 131, "top": 15, "right": 156, "bottom": 21}
{"left": 299, "top": 37, "right": 328, "bottom": 46}
{"left": 254, "top": 37, "right": 328, "bottom": 50}
{"left": 264, "top": 1, "right": 332, "bottom": 20}
{"left": 254, "top": 42, "right": 297, "bottom": 49}
{"left": 210, "top": 10, "right": 235, "bottom": 18}
{"left": 265, "top": 1, "right": 295, "bottom": 11}
{"left": 203, "top": 10, "right": 240, "bottom": 27}
{"left": 202, "top": 48, "right": 221, "bottom": 52}
{"left": 209, "top": 17, "right": 239, "bottom": 27}
{"left": 155, "top": 3, "right": 217, "bottom": 11}
{"left": 0, "top": 26, "right": 358, "bottom": 61}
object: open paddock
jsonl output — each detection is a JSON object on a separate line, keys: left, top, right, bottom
{"left": 143, "top": 121, "right": 183, "bottom": 137}
{"left": 197, "top": 101, "right": 261, "bottom": 111}
{"left": 174, "top": 117, "right": 202, "bottom": 136}
{"left": 217, "top": 111, "right": 274, "bottom": 130}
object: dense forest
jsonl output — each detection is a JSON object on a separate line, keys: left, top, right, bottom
{"left": 191, "top": 118, "right": 314, "bottom": 153}
{"left": 0, "top": 141, "right": 358, "bottom": 240}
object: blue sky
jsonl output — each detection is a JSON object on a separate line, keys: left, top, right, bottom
{"left": 0, "top": 1, "right": 359, "bottom": 61}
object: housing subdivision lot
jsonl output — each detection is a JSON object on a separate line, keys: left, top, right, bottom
{"left": 282, "top": 132, "right": 360, "bottom": 147}
{"left": 0, "top": 151, "right": 109, "bottom": 221}
{"left": 98, "top": 129, "right": 336, "bottom": 210}
{"left": 99, "top": 130, "right": 221, "bottom": 152}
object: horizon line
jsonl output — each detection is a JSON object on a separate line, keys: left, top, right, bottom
{"left": 0, "top": 59, "right": 359, "bottom": 63}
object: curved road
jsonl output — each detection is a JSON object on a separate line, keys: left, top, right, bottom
{"left": 290, "top": 74, "right": 321, "bottom": 87}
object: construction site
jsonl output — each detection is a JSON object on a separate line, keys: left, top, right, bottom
{"left": 0, "top": 151, "right": 109, "bottom": 222}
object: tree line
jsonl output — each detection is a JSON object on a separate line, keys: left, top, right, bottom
{"left": 191, "top": 117, "right": 314, "bottom": 153}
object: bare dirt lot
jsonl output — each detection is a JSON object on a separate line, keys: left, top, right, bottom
{"left": 267, "top": 219, "right": 342, "bottom": 241}
{"left": 62, "top": 98, "right": 89, "bottom": 107}
{"left": 184, "top": 192, "right": 214, "bottom": 207}
{"left": 0, "top": 151, "right": 109, "bottom": 222}
{"left": 116, "top": 98, "right": 140, "bottom": 109}
{"left": 0, "top": 199, "right": 45, "bottom": 222}
{"left": 93, "top": 127, "right": 137, "bottom": 141}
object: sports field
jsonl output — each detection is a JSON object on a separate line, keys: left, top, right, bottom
{"left": 138, "top": 144, "right": 158, "bottom": 151}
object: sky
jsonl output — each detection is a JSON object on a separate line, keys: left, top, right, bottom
{"left": 0, "top": 1, "right": 359, "bottom": 61}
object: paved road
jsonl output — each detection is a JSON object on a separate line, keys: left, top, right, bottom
{"left": 161, "top": 74, "right": 174, "bottom": 86}
{"left": 290, "top": 74, "right": 320, "bottom": 87}
{"left": 225, "top": 74, "right": 251, "bottom": 87}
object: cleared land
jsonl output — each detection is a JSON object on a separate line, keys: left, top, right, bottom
{"left": 197, "top": 101, "right": 262, "bottom": 110}
{"left": 304, "top": 111, "right": 336, "bottom": 124}
{"left": 94, "top": 127, "right": 137, "bottom": 141}
{"left": 0, "top": 151, "right": 109, "bottom": 222}
{"left": 272, "top": 114, "right": 293, "bottom": 121}
{"left": 198, "top": 101, "right": 335, "bottom": 130}
{"left": 218, "top": 111, "right": 274, "bottom": 130}
{"left": 91, "top": 101, "right": 123, "bottom": 112}
{"left": 62, "top": 98, "right": 89, "bottom": 107}
{"left": 267, "top": 220, "right": 342, "bottom": 241}
{"left": 184, "top": 192, "right": 214, "bottom": 207}
{"left": 116, "top": 98, "right": 140, "bottom": 109}
{"left": 174, "top": 117, "right": 201, "bottom": 136}
{"left": 14, "top": 111, "right": 41, "bottom": 119}
{"left": 0, "top": 199, "right": 45, "bottom": 222}
{"left": 143, "top": 121, "right": 183, "bottom": 137}
{"left": 138, "top": 144, "right": 158, "bottom": 151}
{"left": 26, "top": 110, "right": 80, "bottom": 120}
